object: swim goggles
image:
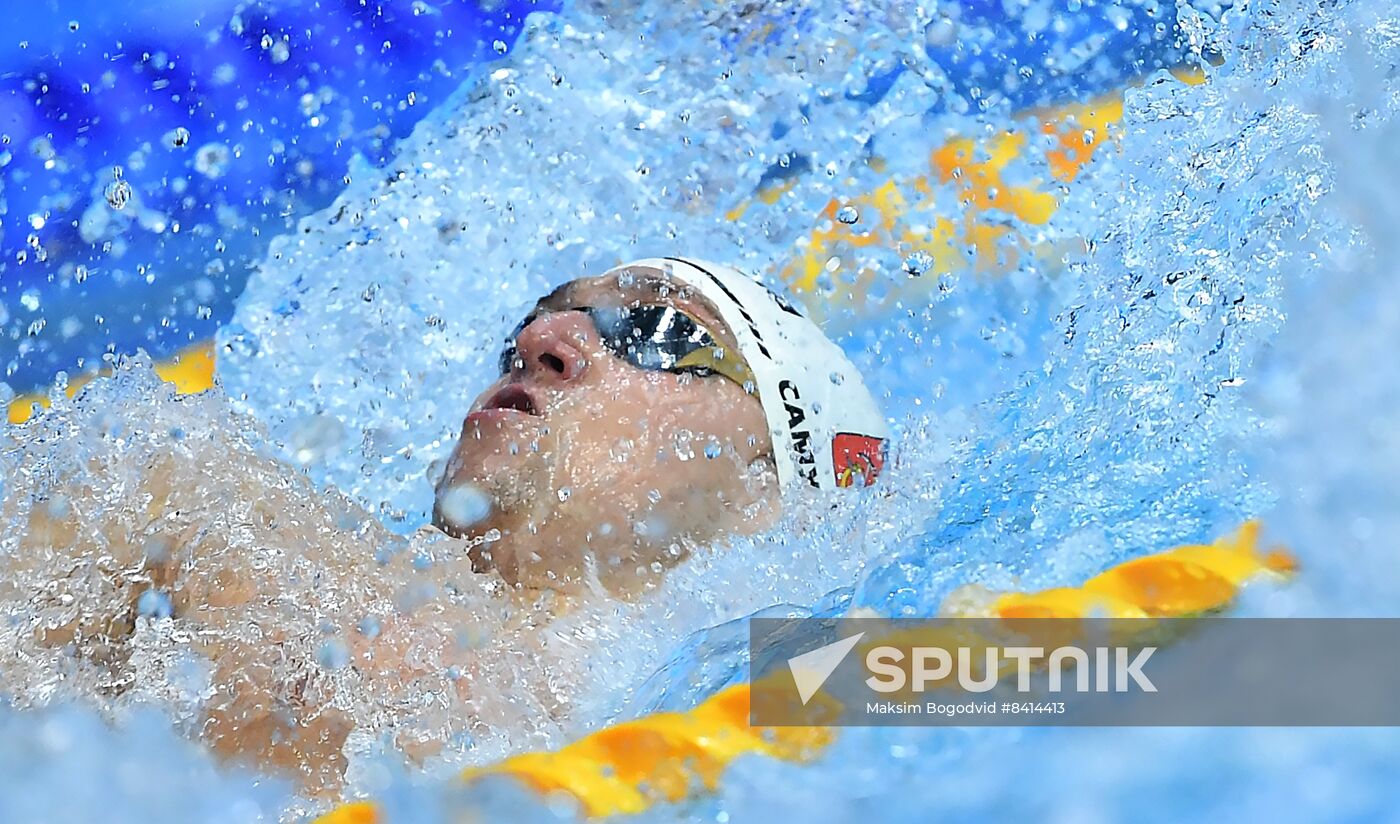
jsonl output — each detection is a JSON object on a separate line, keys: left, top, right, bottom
{"left": 499, "top": 304, "right": 753, "bottom": 388}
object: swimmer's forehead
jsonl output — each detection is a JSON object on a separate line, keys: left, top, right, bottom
{"left": 538, "top": 270, "right": 738, "bottom": 348}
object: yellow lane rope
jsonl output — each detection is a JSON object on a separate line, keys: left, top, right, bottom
{"left": 6, "top": 341, "right": 216, "bottom": 425}
{"left": 316, "top": 521, "right": 1293, "bottom": 822}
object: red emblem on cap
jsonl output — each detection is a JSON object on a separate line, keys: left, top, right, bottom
{"left": 832, "top": 432, "right": 886, "bottom": 488}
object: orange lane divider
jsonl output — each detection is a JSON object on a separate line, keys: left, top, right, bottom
{"left": 315, "top": 521, "right": 1293, "bottom": 822}
{"left": 769, "top": 68, "right": 1208, "bottom": 324}
{"left": 6, "top": 341, "right": 216, "bottom": 425}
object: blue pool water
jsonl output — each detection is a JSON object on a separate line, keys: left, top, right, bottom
{"left": 3, "top": 0, "right": 1400, "bottom": 821}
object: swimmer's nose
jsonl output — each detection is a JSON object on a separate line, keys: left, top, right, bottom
{"left": 513, "top": 311, "right": 591, "bottom": 383}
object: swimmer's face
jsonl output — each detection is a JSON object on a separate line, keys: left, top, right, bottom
{"left": 433, "top": 269, "right": 778, "bottom": 592}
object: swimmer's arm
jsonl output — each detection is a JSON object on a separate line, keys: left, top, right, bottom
{"left": 13, "top": 451, "right": 402, "bottom": 794}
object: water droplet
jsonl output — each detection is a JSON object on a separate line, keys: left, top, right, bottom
{"left": 836, "top": 205, "right": 860, "bottom": 224}
{"left": 704, "top": 441, "right": 722, "bottom": 460}
{"left": 104, "top": 178, "right": 132, "bottom": 210}
{"left": 46, "top": 496, "right": 71, "bottom": 519}
{"left": 492, "top": 39, "right": 508, "bottom": 55}
{"left": 316, "top": 639, "right": 350, "bottom": 670}
{"left": 168, "top": 126, "right": 191, "bottom": 148}
{"left": 903, "top": 250, "right": 934, "bottom": 277}
{"left": 438, "top": 483, "right": 492, "bottom": 527}
{"left": 924, "top": 16, "right": 958, "bottom": 48}
{"left": 136, "top": 589, "right": 173, "bottom": 619}
{"left": 194, "top": 143, "right": 231, "bottom": 178}
{"left": 285, "top": 413, "right": 343, "bottom": 464}
{"left": 357, "top": 616, "right": 382, "bottom": 640}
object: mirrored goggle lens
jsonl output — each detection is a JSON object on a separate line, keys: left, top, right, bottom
{"left": 586, "top": 305, "right": 713, "bottom": 372}
{"left": 498, "top": 305, "right": 730, "bottom": 379}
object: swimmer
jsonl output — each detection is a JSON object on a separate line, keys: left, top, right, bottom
{"left": 1, "top": 257, "right": 888, "bottom": 795}
{"left": 431, "top": 257, "right": 889, "bottom": 593}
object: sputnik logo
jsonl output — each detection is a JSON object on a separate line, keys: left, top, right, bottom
{"left": 787, "top": 632, "right": 865, "bottom": 705}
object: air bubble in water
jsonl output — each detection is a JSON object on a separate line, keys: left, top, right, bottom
{"left": 168, "top": 127, "right": 191, "bottom": 148}
{"left": 492, "top": 39, "right": 508, "bottom": 55}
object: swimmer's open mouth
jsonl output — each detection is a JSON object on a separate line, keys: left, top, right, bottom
{"left": 483, "top": 384, "right": 541, "bottom": 415}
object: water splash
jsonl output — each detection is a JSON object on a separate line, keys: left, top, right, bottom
{"left": 217, "top": 0, "right": 1155, "bottom": 531}
{"left": 1, "top": 0, "right": 1397, "bottom": 820}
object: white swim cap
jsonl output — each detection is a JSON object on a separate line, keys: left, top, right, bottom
{"left": 606, "top": 257, "right": 890, "bottom": 491}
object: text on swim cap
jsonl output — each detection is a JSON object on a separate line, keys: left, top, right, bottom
{"left": 779, "top": 379, "right": 820, "bottom": 487}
